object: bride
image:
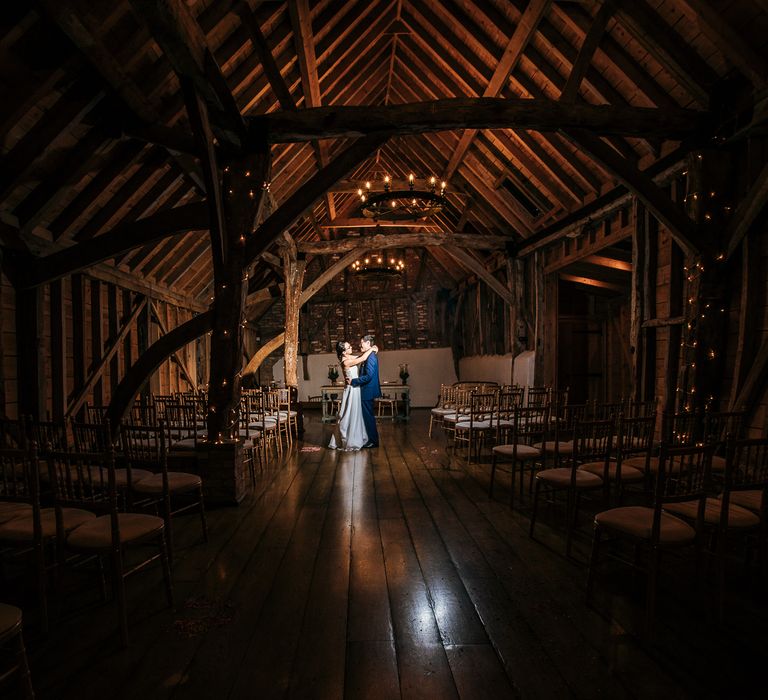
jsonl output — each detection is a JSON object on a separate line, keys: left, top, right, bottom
{"left": 328, "top": 340, "right": 378, "bottom": 451}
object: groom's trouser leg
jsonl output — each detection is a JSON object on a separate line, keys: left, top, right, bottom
{"left": 361, "top": 399, "right": 379, "bottom": 445}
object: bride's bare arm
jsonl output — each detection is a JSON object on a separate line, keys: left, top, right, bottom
{"left": 343, "top": 347, "right": 374, "bottom": 367}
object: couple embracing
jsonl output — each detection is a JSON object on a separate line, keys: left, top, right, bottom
{"left": 328, "top": 334, "right": 381, "bottom": 451}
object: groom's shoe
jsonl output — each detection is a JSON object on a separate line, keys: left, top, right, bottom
{"left": 363, "top": 441, "right": 379, "bottom": 448}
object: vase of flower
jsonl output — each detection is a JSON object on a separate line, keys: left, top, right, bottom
{"left": 399, "top": 363, "right": 409, "bottom": 385}
{"left": 328, "top": 365, "right": 339, "bottom": 385}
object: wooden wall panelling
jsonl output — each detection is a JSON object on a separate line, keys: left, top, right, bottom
{"left": 641, "top": 207, "right": 658, "bottom": 403}
{"left": 122, "top": 289, "right": 133, "bottom": 376}
{"left": 71, "top": 273, "right": 86, "bottom": 417}
{"left": 15, "top": 285, "right": 44, "bottom": 418}
{"left": 65, "top": 296, "right": 147, "bottom": 419}
{"left": 0, "top": 261, "right": 6, "bottom": 416}
{"left": 90, "top": 279, "right": 103, "bottom": 406}
{"left": 50, "top": 279, "right": 67, "bottom": 421}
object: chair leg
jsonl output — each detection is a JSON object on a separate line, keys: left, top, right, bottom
{"left": 509, "top": 461, "right": 516, "bottom": 510}
{"left": 645, "top": 546, "right": 660, "bottom": 638}
{"left": 159, "top": 531, "right": 175, "bottom": 610}
{"left": 565, "top": 490, "right": 575, "bottom": 558}
{"left": 13, "top": 623, "right": 34, "bottom": 700}
{"left": 489, "top": 452, "right": 497, "bottom": 498}
{"left": 530, "top": 479, "right": 541, "bottom": 538}
{"left": 198, "top": 486, "right": 209, "bottom": 541}
{"left": 34, "top": 540, "right": 48, "bottom": 636}
{"left": 112, "top": 547, "right": 129, "bottom": 648}
{"left": 163, "top": 494, "right": 174, "bottom": 566}
{"left": 586, "top": 524, "right": 602, "bottom": 605}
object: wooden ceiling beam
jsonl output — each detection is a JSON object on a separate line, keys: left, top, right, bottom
{"left": 612, "top": 0, "right": 717, "bottom": 105}
{"left": 252, "top": 98, "right": 708, "bottom": 143}
{"left": 236, "top": 1, "right": 296, "bottom": 111}
{"left": 298, "top": 232, "right": 509, "bottom": 254}
{"left": 288, "top": 0, "right": 338, "bottom": 223}
{"left": 559, "top": 1, "right": 612, "bottom": 103}
{"left": 563, "top": 129, "right": 699, "bottom": 255}
{"left": 244, "top": 133, "right": 390, "bottom": 265}
{"left": 23, "top": 202, "right": 208, "bottom": 288}
{"left": 559, "top": 273, "right": 625, "bottom": 293}
{"left": 128, "top": 0, "right": 245, "bottom": 146}
{"left": 442, "top": 245, "right": 514, "bottom": 305}
{"left": 725, "top": 159, "right": 768, "bottom": 259}
{"left": 680, "top": 0, "right": 767, "bottom": 89}
{"left": 441, "top": 0, "right": 551, "bottom": 182}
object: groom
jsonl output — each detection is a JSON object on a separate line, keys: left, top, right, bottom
{"left": 349, "top": 334, "right": 381, "bottom": 448}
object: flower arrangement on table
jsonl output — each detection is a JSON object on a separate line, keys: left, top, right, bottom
{"left": 399, "top": 363, "right": 409, "bottom": 384}
{"left": 327, "top": 365, "right": 339, "bottom": 384}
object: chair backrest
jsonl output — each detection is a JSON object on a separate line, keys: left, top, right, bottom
{"left": 704, "top": 411, "right": 745, "bottom": 445}
{"left": 126, "top": 399, "right": 157, "bottom": 427}
{"left": 655, "top": 443, "right": 714, "bottom": 504}
{"left": 526, "top": 386, "right": 549, "bottom": 408}
{"left": 724, "top": 437, "right": 768, "bottom": 497}
{"left": 662, "top": 411, "right": 702, "bottom": 446}
{"left": 615, "top": 413, "right": 656, "bottom": 459}
{"left": 119, "top": 422, "right": 167, "bottom": 483}
{"left": 84, "top": 404, "right": 108, "bottom": 425}
{"left": 0, "top": 444, "right": 40, "bottom": 508}
{"left": 468, "top": 391, "right": 498, "bottom": 424}
{"left": 649, "top": 443, "right": 714, "bottom": 545}
{"left": 625, "top": 399, "right": 656, "bottom": 418}
{"left": 71, "top": 419, "right": 111, "bottom": 453}
{"left": 594, "top": 401, "right": 625, "bottom": 420}
{"left": 165, "top": 402, "right": 198, "bottom": 441}
{"left": 0, "top": 418, "right": 25, "bottom": 449}
{"left": 45, "top": 448, "right": 111, "bottom": 510}
{"left": 26, "top": 418, "right": 68, "bottom": 453}
{"left": 572, "top": 418, "right": 615, "bottom": 464}
{"left": 548, "top": 387, "right": 569, "bottom": 410}
{"left": 514, "top": 406, "right": 548, "bottom": 444}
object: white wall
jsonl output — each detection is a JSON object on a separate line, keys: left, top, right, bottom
{"left": 272, "top": 347, "right": 458, "bottom": 407}
{"left": 458, "top": 354, "right": 515, "bottom": 386}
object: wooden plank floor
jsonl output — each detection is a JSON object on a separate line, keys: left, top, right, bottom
{"left": 12, "top": 410, "right": 768, "bottom": 699}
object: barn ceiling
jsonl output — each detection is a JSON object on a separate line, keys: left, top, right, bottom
{"left": 1, "top": 0, "right": 766, "bottom": 309}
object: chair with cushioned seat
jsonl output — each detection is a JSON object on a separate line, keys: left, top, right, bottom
{"left": 46, "top": 447, "right": 174, "bottom": 647}
{"left": 489, "top": 403, "right": 546, "bottom": 509}
{"left": 452, "top": 391, "right": 498, "bottom": 464}
{"left": 586, "top": 442, "right": 715, "bottom": 635}
{"left": 428, "top": 385, "right": 457, "bottom": 438}
{"left": 0, "top": 603, "right": 34, "bottom": 698}
{"left": 0, "top": 444, "right": 60, "bottom": 635}
{"left": 120, "top": 423, "right": 207, "bottom": 564}
{"left": 531, "top": 418, "right": 613, "bottom": 556}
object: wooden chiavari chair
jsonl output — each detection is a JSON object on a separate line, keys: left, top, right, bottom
{"left": 0, "top": 603, "right": 34, "bottom": 698}
{"left": 428, "top": 385, "right": 457, "bottom": 438}
{"left": 452, "top": 390, "right": 498, "bottom": 464}
{"left": 25, "top": 418, "right": 68, "bottom": 454}
{"left": 531, "top": 418, "right": 613, "bottom": 556}
{"left": 276, "top": 388, "right": 299, "bottom": 443}
{"left": 119, "top": 423, "right": 207, "bottom": 564}
{"left": 0, "top": 444, "right": 95, "bottom": 634}
{"left": 441, "top": 388, "right": 474, "bottom": 447}
{"left": 489, "top": 404, "right": 546, "bottom": 509}
{"left": 587, "top": 442, "right": 714, "bottom": 635}
{"left": 596, "top": 413, "right": 656, "bottom": 503}
{"left": 84, "top": 404, "right": 108, "bottom": 425}
{"left": 704, "top": 410, "right": 746, "bottom": 475}
{"left": 663, "top": 436, "right": 764, "bottom": 621}
{"left": 46, "top": 445, "right": 174, "bottom": 647}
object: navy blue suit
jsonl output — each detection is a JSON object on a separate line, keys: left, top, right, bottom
{"left": 351, "top": 352, "right": 381, "bottom": 446}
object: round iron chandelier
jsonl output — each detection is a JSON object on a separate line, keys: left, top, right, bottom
{"left": 357, "top": 174, "right": 447, "bottom": 221}
{"left": 350, "top": 252, "right": 405, "bottom": 277}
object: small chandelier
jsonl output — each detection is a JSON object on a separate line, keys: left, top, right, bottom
{"left": 358, "top": 174, "right": 447, "bottom": 221}
{"left": 350, "top": 252, "right": 405, "bottom": 276}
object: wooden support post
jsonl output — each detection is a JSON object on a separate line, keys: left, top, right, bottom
{"left": 533, "top": 252, "right": 546, "bottom": 385}
{"left": 677, "top": 150, "right": 734, "bottom": 412}
{"left": 280, "top": 233, "right": 306, "bottom": 389}
{"left": 15, "top": 286, "right": 44, "bottom": 419}
{"left": 50, "top": 280, "right": 67, "bottom": 421}
{"left": 206, "top": 144, "right": 271, "bottom": 441}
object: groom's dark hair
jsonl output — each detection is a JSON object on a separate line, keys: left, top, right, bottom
{"left": 362, "top": 334, "right": 375, "bottom": 344}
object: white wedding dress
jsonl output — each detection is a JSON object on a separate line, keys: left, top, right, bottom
{"left": 328, "top": 365, "right": 368, "bottom": 451}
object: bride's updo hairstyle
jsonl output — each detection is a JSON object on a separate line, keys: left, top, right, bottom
{"left": 335, "top": 340, "right": 346, "bottom": 362}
